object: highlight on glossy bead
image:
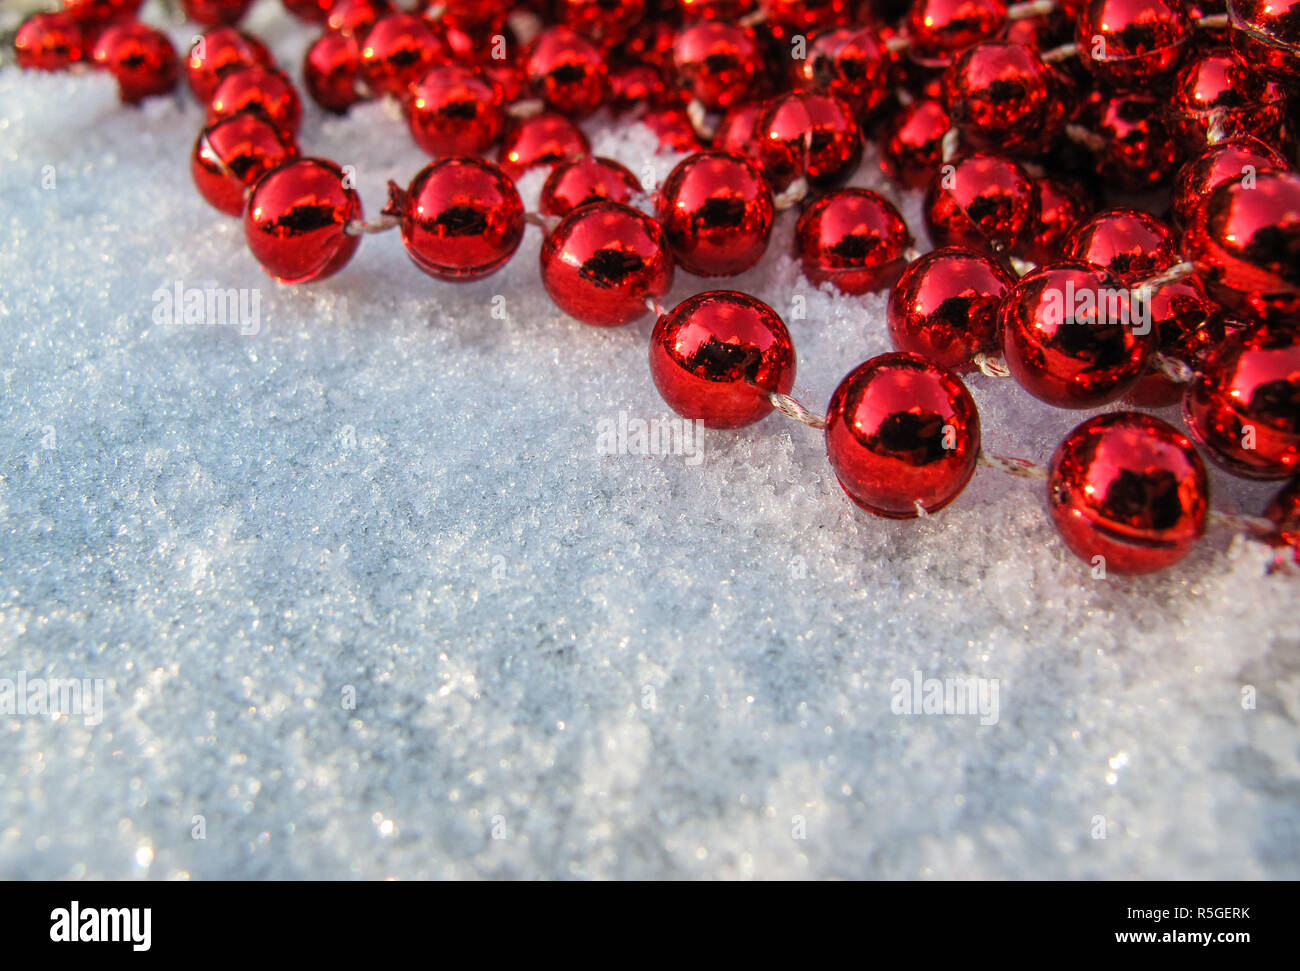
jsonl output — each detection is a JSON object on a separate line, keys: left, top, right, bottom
{"left": 655, "top": 151, "right": 774, "bottom": 278}
{"left": 407, "top": 65, "right": 504, "bottom": 158}
{"left": 887, "top": 247, "right": 1013, "bottom": 371}
{"left": 1168, "top": 47, "right": 1286, "bottom": 149}
{"left": 1183, "top": 321, "right": 1300, "bottom": 480}
{"left": 1018, "top": 176, "right": 1089, "bottom": 265}
{"left": 671, "top": 22, "right": 758, "bottom": 110}
{"left": 824, "top": 352, "right": 981, "bottom": 519}
{"left": 794, "top": 26, "right": 890, "bottom": 122}
{"left": 244, "top": 157, "right": 362, "bottom": 284}
{"left": 359, "top": 12, "right": 445, "bottom": 97}
{"left": 649, "top": 291, "right": 796, "bottom": 429}
{"left": 1171, "top": 136, "right": 1289, "bottom": 229}
{"left": 905, "top": 0, "right": 1008, "bottom": 67}
{"left": 1075, "top": 0, "right": 1191, "bottom": 87}
{"left": 999, "top": 261, "right": 1155, "bottom": 408}
{"left": 497, "top": 112, "right": 590, "bottom": 181}
{"left": 208, "top": 66, "right": 303, "bottom": 137}
{"left": 304, "top": 30, "right": 363, "bottom": 114}
{"left": 795, "top": 188, "right": 911, "bottom": 295}
{"left": 14, "top": 12, "right": 85, "bottom": 71}
{"left": 192, "top": 113, "right": 299, "bottom": 216}
{"left": 384, "top": 156, "right": 524, "bottom": 282}
{"left": 540, "top": 156, "right": 642, "bottom": 219}
{"left": 1047, "top": 412, "right": 1208, "bottom": 575}
{"left": 540, "top": 202, "right": 674, "bottom": 327}
{"left": 1063, "top": 208, "right": 1177, "bottom": 285}
{"left": 92, "top": 22, "right": 180, "bottom": 104}
{"left": 757, "top": 91, "right": 863, "bottom": 192}
{"left": 880, "top": 99, "right": 952, "bottom": 190}
{"left": 942, "top": 40, "right": 1055, "bottom": 153}
{"left": 526, "top": 26, "right": 607, "bottom": 118}
{"left": 186, "top": 26, "right": 272, "bottom": 102}
{"left": 924, "top": 153, "right": 1037, "bottom": 255}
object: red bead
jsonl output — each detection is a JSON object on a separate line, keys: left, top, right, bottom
{"left": 497, "top": 113, "right": 590, "bottom": 181}
{"left": 303, "top": 30, "right": 363, "bottom": 113}
{"left": 1076, "top": 0, "right": 1191, "bottom": 86}
{"left": 1184, "top": 170, "right": 1300, "bottom": 322}
{"left": 92, "top": 23, "right": 179, "bottom": 104}
{"left": 656, "top": 151, "right": 774, "bottom": 277}
{"left": 1171, "top": 136, "right": 1289, "bottom": 229}
{"left": 1263, "top": 475, "right": 1300, "bottom": 555}
{"left": 880, "top": 98, "right": 952, "bottom": 190}
{"left": 608, "top": 63, "right": 669, "bottom": 114}
{"left": 943, "top": 41, "right": 1055, "bottom": 154}
{"left": 1017, "top": 176, "right": 1089, "bottom": 264}
{"left": 281, "top": 0, "right": 333, "bottom": 23}
{"left": 672, "top": 22, "right": 758, "bottom": 110}
{"left": 642, "top": 107, "right": 706, "bottom": 153}
{"left": 359, "top": 12, "right": 445, "bottom": 97}
{"left": 181, "top": 0, "right": 254, "bottom": 27}
{"left": 1183, "top": 321, "right": 1300, "bottom": 479}
{"left": 1087, "top": 91, "right": 1180, "bottom": 192}
{"left": 1047, "top": 412, "right": 1208, "bottom": 574}
{"left": 1122, "top": 277, "right": 1224, "bottom": 406}
{"left": 824, "top": 352, "right": 981, "bottom": 518}
{"left": 245, "top": 158, "right": 362, "bottom": 284}
{"left": 558, "top": 0, "right": 645, "bottom": 43}
{"left": 1064, "top": 208, "right": 1177, "bottom": 285}
{"left": 1228, "top": 0, "right": 1300, "bottom": 81}
{"left": 525, "top": 27, "right": 607, "bottom": 118}
{"left": 795, "top": 27, "right": 891, "bottom": 122}
{"left": 14, "top": 13, "right": 85, "bottom": 71}
{"left": 540, "top": 156, "right": 642, "bottom": 218}
{"left": 406, "top": 65, "right": 504, "bottom": 157}
{"left": 187, "top": 27, "right": 272, "bottom": 102}
{"left": 208, "top": 66, "right": 303, "bottom": 137}
{"left": 1167, "top": 47, "right": 1286, "bottom": 150}
{"left": 761, "top": 0, "right": 853, "bottom": 38}
{"left": 327, "top": 0, "right": 392, "bottom": 36}
{"left": 712, "top": 101, "right": 765, "bottom": 159}
{"left": 61, "top": 0, "right": 143, "bottom": 27}
{"left": 756, "top": 92, "right": 863, "bottom": 192}
{"left": 540, "top": 202, "right": 673, "bottom": 326}
{"left": 1000, "top": 261, "right": 1155, "bottom": 408}
{"left": 385, "top": 156, "right": 524, "bottom": 282}
{"left": 192, "top": 113, "right": 298, "bottom": 216}
{"left": 905, "top": 0, "right": 1008, "bottom": 67}
{"left": 887, "top": 247, "right": 1013, "bottom": 371}
{"left": 438, "top": 0, "right": 510, "bottom": 32}
{"left": 795, "top": 188, "right": 911, "bottom": 295}
{"left": 923, "top": 153, "right": 1037, "bottom": 256}
{"left": 649, "top": 291, "right": 796, "bottom": 428}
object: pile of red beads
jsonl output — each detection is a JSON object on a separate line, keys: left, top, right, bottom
{"left": 13, "top": 0, "right": 1300, "bottom": 575}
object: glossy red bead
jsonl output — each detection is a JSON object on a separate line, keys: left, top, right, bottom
{"left": 558, "top": 0, "right": 644, "bottom": 43}
{"left": 244, "top": 158, "right": 362, "bottom": 284}
{"left": 1064, "top": 208, "right": 1177, "bottom": 285}
{"left": 1076, "top": 0, "right": 1191, "bottom": 86}
{"left": 497, "top": 112, "right": 590, "bottom": 181}
{"left": 672, "top": 22, "right": 758, "bottom": 110}
{"left": 1000, "top": 261, "right": 1155, "bottom": 408}
{"left": 1047, "top": 412, "right": 1208, "bottom": 574}
{"left": 712, "top": 101, "right": 766, "bottom": 159}
{"left": 880, "top": 99, "right": 952, "bottom": 190}
{"left": 756, "top": 92, "right": 863, "bottom": 192}
{"left": 181, "top": 0, "right": 254, "bottom": 27}
{"left": 943, "top": 41, "right": 1054, "bottom": 153}
{"left": 92, "top": 23, "right": 179, "bottom": 104}
{"left": 281, "top": 0, "right": 333, "bottom": 23}
{"left": 541, "top": 202, "right": 673, "bottom": 326}
{"left": 656, "top": 151, "right": 774, "bottom": 277}
{"left": 1227, "top": 0, "right": 1300, "bottom": 81}
{"left": 208, "top": 66, "right": 303, "bottom": 137}
{"left": 643, "top": 108, "right": 707, "bottom": 154}
{"left": 1184, "top": 170, "right": 1300, "bottom": 322}
{"left": 1168, "top": 48, "right": 1286, "bottom": 150}
{"left": 905, "top": 0, "right": 1008, "bottom": 67}
{"left": 924, "top": 153, "right": 1037, "bottom": 256}
{"left": 540, "top": 156, "right": 642, "bottom": 218}
{"left": 406, "top": 65, "right": 504, "bottom": 157}
{"left": 608, "top": 63, "right": 669, "bottom": 114}
{"left": 359, "top": 12, "right": 445, "bottom": 97}
{"left": 795, "top": 188, "right": 911, "bottom": 295}
{"left": 187, "top": 27, "right": 272, "bottom": 102}
{"left": 439, "top": 0, "right": 510, "bottom": 32}
{"left": 327, "top": 0, "right": 392, "bottom": 36}
{"left": 795, "top": 27, "right": 891, "bottom": 122}
{"left": 1087, "top": 92, "right": 1180, "bottom": 192}
{"left": 1263, "top": 475, "right": 1300, "bottom": 556}
{"left": 1122, "top": 277, "right": 1224, "bottom": 406}
{"left": 824, "top": 352, "right": 981, "bottom": 519}
{"left": 649, "top": 291, "right": 796, "bottom": 428}
{"left": 61, "top": 0, "right": 143, "bottom": 26}
{"left": 1017, "top": 176, "right": 1089, "bottom": 265}
{"left": 14, "top": 13, "right": 85, "bottom": 71}
{"left": 526, "top": 27, "right": 607, "bottom": 118}
{"left": 192, "top": 113, "right": 298, "bottom": 216}
{"left": 303, "top": 30, "right": 363, "bottom": 113}
{"left": 887, "top": 247, "right": 1013, "bottom": 371}
{"left": 1183, "top": 322, "right": 1300, "bottom": 480}
{"left": 1171, "top": 136, "right": 1289, "bottom": 229}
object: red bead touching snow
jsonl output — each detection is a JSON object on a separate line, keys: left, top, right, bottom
{"left": 497, "top": 113, "right": 590, "bottom": 181}
{"left": 245, "top": 158, "right": 362, "bottom": 284}
{"left": 656, "top": 151, "right": 774, "bottom": 278}
{"left": 1047, "top": 412, "right": 1208, "bottom": 574}
{"left": 540, "top": 156, "right": 642, "bottom": 218}
{"left": 304, "top": 31, "right": 363, "bottom": 114}
{"left": 756, "top": 92, "right": 863, "bottom": 192}
{"left": 14, "top": 13, "right": 84, "bottom": 72}
{"left": 208, "top": 66, "right": 303, "bottom": 138}
{"left": 795, "top": 188, "right": 911, "bottom": 295}
{"left": 92, "top": 23, "right": 179, "bottom": 104}
{"left": 187, "top": 27, "right": 273, "bottom": 102}
{"left": 649, "top": 291, "right": 795, "bottom": 428}
{"left": 407, "top": 65, "right": 504, "bottom": 157}
{"left": 824, "top": 352, "right": 981, "bottom": 519}
{"left": 193, "top": 113, "right": 298, "bottom": 216}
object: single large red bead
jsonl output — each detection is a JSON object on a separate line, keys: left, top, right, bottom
{"left": 1228, "top": 0, "right": 1300, "bottom": 81}
{"left": 1086, "top": 91, "right": 1180, "bottom": 191}
{"left": 1064, "top": 208, "right": 1178, "bottom": 285}
{"left": 923, "top": 153, "right": 1037, "bottom": 256}
{"left": 1017, "top": 176, "right": 1089, "bottom": 264}
{"left": 14, "top": 13, "right": 85, "bottom": 71}
{"left": 649, "top": 291, "right": 796, "bottom": 428}
{"left": 795, "top": 188, "right": 911, "bottom": 295}
{"left": 905, "top": 0, "right": 1008, "bottom": 67}
{"left": 880, "top": 98, "right": 952, "bottom": 190}
{"left": 244, "top": 158, "right": 362, "bottom": 284}
{"left": 558, "top": 0, "right": 645, "bottom": 44}
{"left": 1183, "top": 321, "right": 1300, "bottom": 479}
{"left": 385, "top": 156, "right": 523, "bottom": 282}
{"left": 526, "top": 26, "right": 607, "bottom": 118}
{"left": 181, "top": 0, "right": 255, "bottom": 27}
{"left": 192, "top": 113, "right": 298, "bottom": 216}
{"left": 208, "top": 66, "right": 303, "bottom": 137}
{"left": 672, "top": 22, "right": 758, "bottom": 111}
{"left": 540, "top": 156, "right": 642, "bottom": 218}
{"left": 1170, "top": 136, "right": 1289, "bottom": 229}
{"left": 187, "top": 27, "right": 272, "bottom": 102}
{"left": 359, "top": 12, "right": 445, "bottom": 97}
{"left": 943, "top": 40, "right": 1054, "bottom": 154}
{"left": 1167, "top": 47, "right": 1286, "bottom": 150}
{"left": 655, "top": 150, "right": 774, "bottom": 277}
{"left": 1184, "top": 170, "right": 1300, "bottom": 322}
{"left": 1047, "top": 412, "right": 1208, "bottom": 574}
{"left": 795, "top": 27, "right": 891, "bottom": 122}
{"left": 540, "top": 202, "right": 674, "bottom": 326}
{"left": 407, "top": 65, "right": 504, "bottom": 157}
{"left": 824, "top": 352, "right": 981, "bottom": 519}
{"left": 1076, "top": 0, "right": 1191, "bottom": 86}
{"left": 497, "top": 112, "right": 590, "bottom": 181}
{"left": 303, "top": 30, "right": 363, "bottom": 114}
{"left": 712, "top": 101, "right": 766, "bottom": 159}
{"left": 92, "top": 23, "right": 179, "bottom": 104}
{"left": 756, "top": 92, "right": 863, "bottom": 192}
{"left": 1000, "top": 261, "right": 1155, "bottom": 408}
{"left": 887, "top": 247, "right": 1013, "bottom": 371}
